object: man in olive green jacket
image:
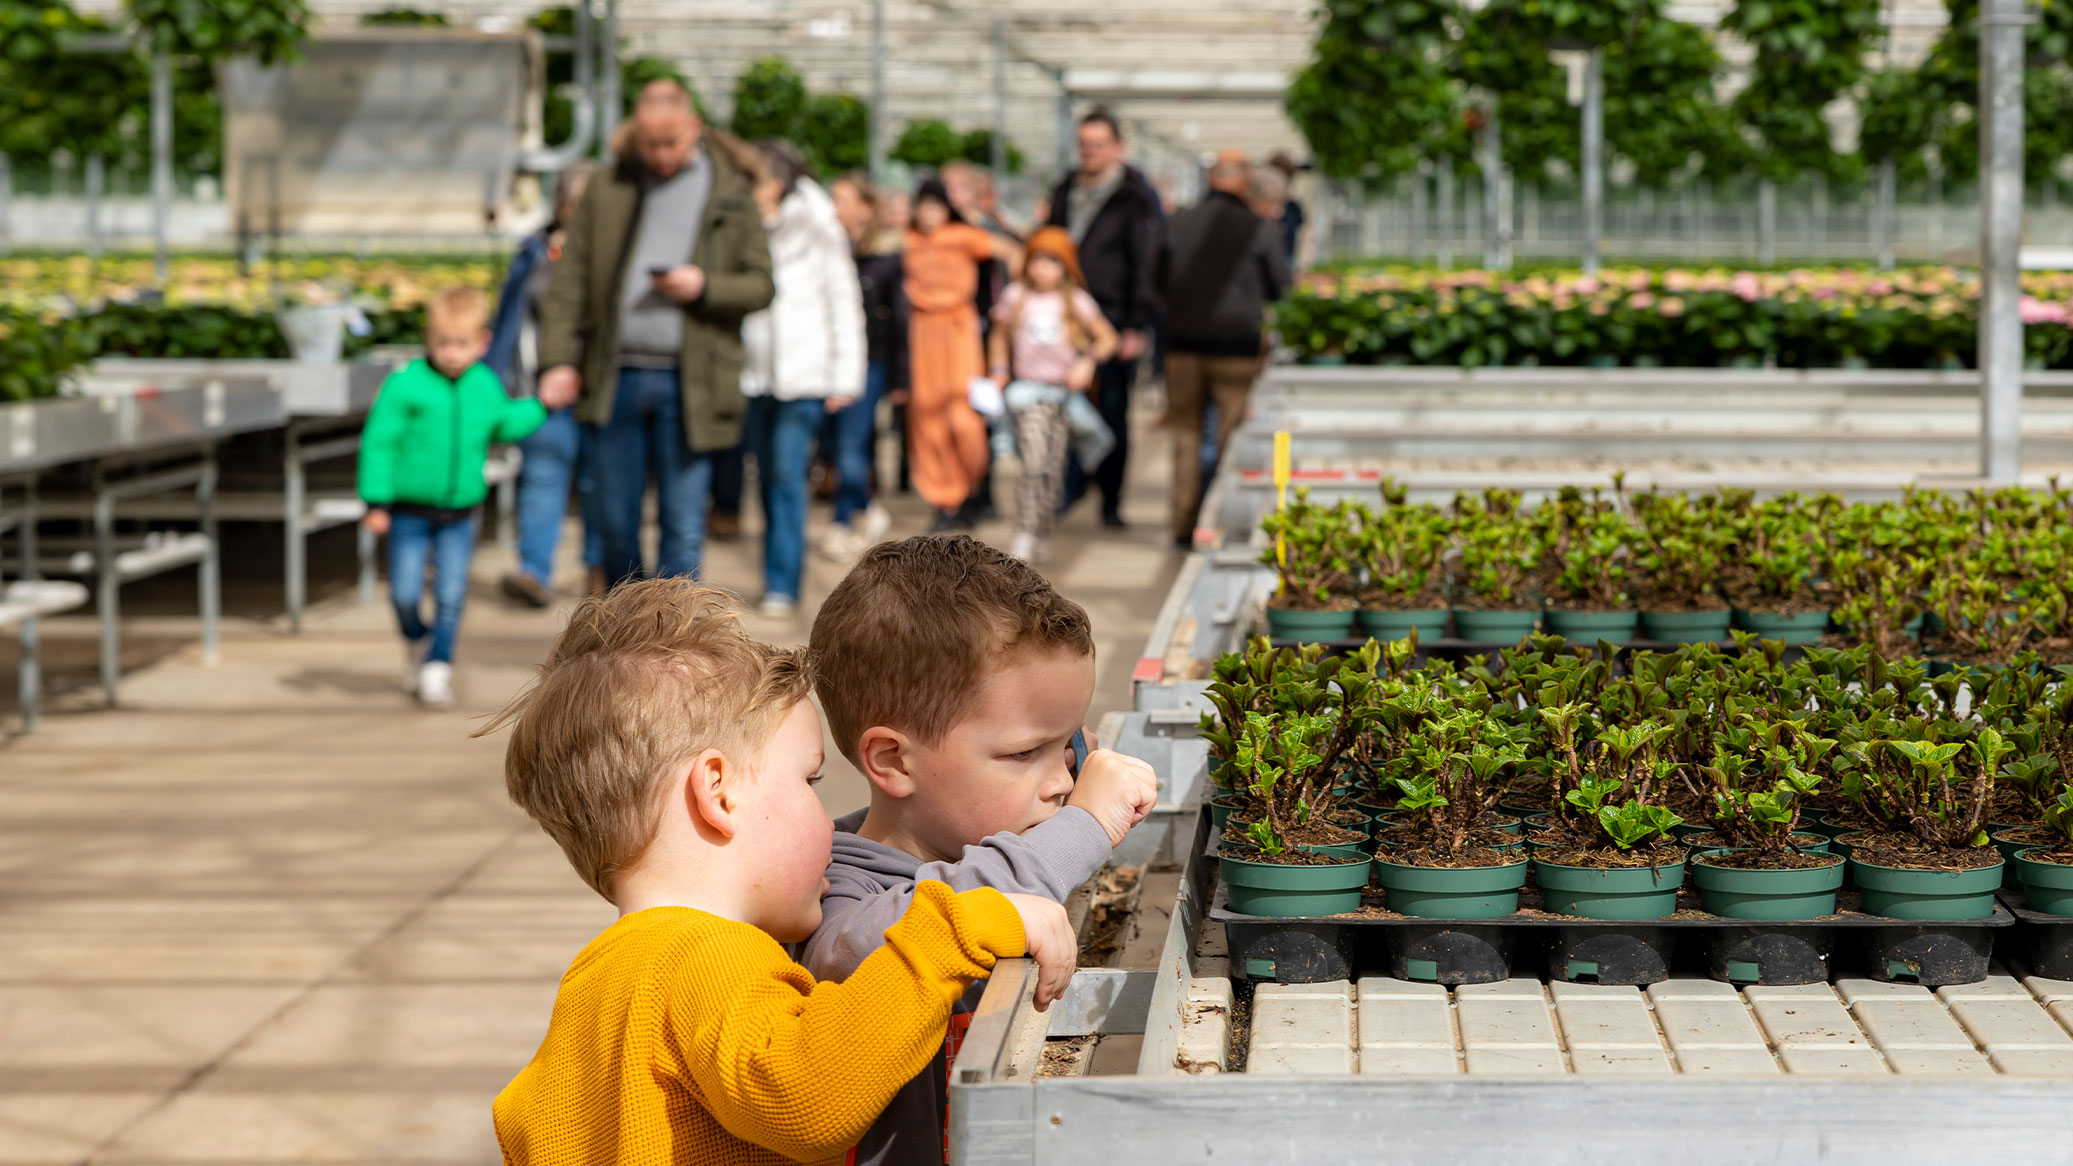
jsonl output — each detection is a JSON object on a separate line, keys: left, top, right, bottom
{"left": 537, "top": 79, "right": 774, "bottom": 586}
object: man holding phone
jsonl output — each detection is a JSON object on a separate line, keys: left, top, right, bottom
{"left": 538, "top": 79, "right": 774, "bottom": 587}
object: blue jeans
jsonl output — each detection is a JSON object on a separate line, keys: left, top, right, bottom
{"left": 586, "top": 367, "right": 714, "bottom": 587}
{"left": 831, "top": 362, "right": 887, "bottom": 525}
{"left": 515, "top": 406, "right": 578, "bottom": 583}
{"left": 388, "top": 509, "right": 476, "bottom": 664}
{"left": 743, "top": 395, "right": 823, "bottom": 601}
{"left": 1063, "top": 353, "right": 1135, "bottom": 518}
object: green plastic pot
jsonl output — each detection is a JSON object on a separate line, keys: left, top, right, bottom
{"left": 1302, "top": 841, "right": 1372, "bottom": 863}
{"left": 1543, "top": 608, "right": 1639, "bottom": 642}
{"left": 1209, "top": 798, "right": 1243, "bottom": 833}
{"left": 2014, "top": 849, "right": 2073, "bottom": 916}
{"left": 1851, "top": 857, "right": 2003, "bottom": 920}
{"left": 1357, "top": 607, "right": 1449, "bottom": 642}
{"left": 1730, "top": 606, "right": 1830, "bottom": 645}
{"left": 1264, "top": 606, "right": 1355, "bottom": 642}
{"left": 1371, "top": 856, "right": 1530, "bottom": 918}
{"left": 1691, "top": 855, "right": 1845, "bottom": 920}
{"left": 1533, "top": 857, "right": 1687, "bottom": 920}
{"left": 1639, "top": 608, "right": 1733, "bottom": 644}
{"left": 1451, "top": 608, "right": 1539, "bottom": 643}
{"left": 1220, "top": 852, "right": 1371, "bottom": 917}
{"left": 1989, "top": 825, "right": 2051, "bottom": 890}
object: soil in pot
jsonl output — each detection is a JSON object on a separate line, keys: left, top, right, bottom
{"left": 1690, "top": 850, "right": 1847, "bottom": 920}
{"left": 1451, "top": 607, "right": 1539, "bottom": 642}
{"left": 1264, "top": 603, "right": 1356, "bottom": 641}
{"left": 1543, "top": 607, "right": 1639, "bottom": 642}
{"left": 1682, "top": 830, "right": 1829, "bottom": 855}
{"left": 1639, "top": 606, "right": 1733, "bottom": 644}
{"left": 1532, "top": 845, "right": 1688, "bottom": 920}
{"left": 1220, "top": 847, "right": 1372, "bottom": 917}
{"left": 2013, "top": 848, "right": 2073, "bottom": 916}
{"left": 1370, "top": 849, "right": 1531, "bottom": 918}
{"left": 1848, "top": 845, "right": 2004, "bottom": 920}
{"left": 1357, "top": 606, "right": 1449, "bottom": 642}
{"left": 1220, "top": 819, "right": 1364, "bottom": 854}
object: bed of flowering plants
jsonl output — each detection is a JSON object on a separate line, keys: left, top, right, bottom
{"left": 1274, "top": 266, "right": 2073, "bottom": 369}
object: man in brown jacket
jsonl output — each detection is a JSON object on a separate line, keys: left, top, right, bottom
{"left": 538, "top": 79, "right": 774, "bottom": 587}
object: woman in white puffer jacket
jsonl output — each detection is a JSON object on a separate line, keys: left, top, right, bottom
{"left": 739, "top": 139, "right": 867, "bottom": 616}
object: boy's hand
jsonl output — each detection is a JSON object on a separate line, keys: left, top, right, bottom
{"left": 360, "top": 508, "right": 390, "bottom": 536}
{"left": 1067, "top": 749, "right": 1158, "bottom": 847}
{"left": 1002, "top": 894, "right": 1075, "bottom": 1011}
{"left": 538, "top": 366, "right": 580, "bottom": 410}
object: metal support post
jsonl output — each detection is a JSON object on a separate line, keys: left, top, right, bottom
{"left": 1758, "top": 178, "right": 1777, "bottom": 266}
{"left": 1581, "top": 47, "right": 1604, "bottom": 275}
{"left": 1055, "top": 80, "right": 1075, "bottom": 176}
{"left": 991, "top": 20, "right": 1008, "bottom": 180}
{"left": 1, "top": 154, "right": 12, "bottom": 254}
{"left": 1980, "top": 0, "right": 2027, "bottom": 482}
{"left": 868, "top": 0, "right": 887, "bottom": 185}
{"left": 1409, "top": 169, "right": 1427, "bottom": 262}
{"left": 85, "top": 154, "right": 105, "bottom": 261}
{"left": 1435, "top": 159, "right": 1454, "bottom": 268}
{"left": 16, "top": 477, "right": 39, "bottom": 732}
{"left": 151, "top": 41, "right": 173, "bottom": 287}
{"left": 1481, "top": 99, "right": 1505, "bottom": 269}
{"left": 596, "top": 0, "right": 620, "bottom": 157}
{"left": 198, "top": 450, "right": 219, "bottom": 664}
{"left": 284, "top": 420, "right": 307, "bottom": 633}
{"left": 1876, "top": 158, "right": 1897, "bottom": 269}
{"left": 94, "top": 472, "right": 119, "bottom": 707}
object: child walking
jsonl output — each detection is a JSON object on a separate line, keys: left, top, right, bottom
{"left": 987, "top": 228, "right": 1117, "bottom": 563}
{"left": 359, "top": 287, "right": 547, "bottom": 706}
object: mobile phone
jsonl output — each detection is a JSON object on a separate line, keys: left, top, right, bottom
{"left": 1067, "top": 728, "right": 1089, "bottom": 778}
{"left": 647, "top": 264, "right": 673, "bottom": 277}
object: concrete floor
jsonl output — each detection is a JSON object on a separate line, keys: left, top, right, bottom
{"left": 0, "top": 423, "right": 1184, "bottom": 1164}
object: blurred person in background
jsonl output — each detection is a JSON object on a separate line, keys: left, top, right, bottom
{"left": 737, "top": 139, "right": 865, "bottom": 617}
{"left": 820, "top": 172, "right": 906, "bottom": 560}
{"left": 903, "top": 178, "right": 1020, "bottom": 530}
{"left": 488, "top": 160, "right": 601, "bottom": 606}
{"left": 1044, "top": 110, "right": 1161, "bottom": 529}
{"left": 537, "top": 79, "right": 774, "bottom": 587}
{"left": 1268, "top": 151, "right": 1308, "bottom": 270}
{"left": 1156, "top": 154, "right": 1291, "bottom": 549}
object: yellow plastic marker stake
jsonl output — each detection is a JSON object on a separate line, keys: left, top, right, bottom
{"left": 1272, "top": 430, "right": 1291, "bottom": 595}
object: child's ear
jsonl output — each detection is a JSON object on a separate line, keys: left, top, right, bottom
{"left": 856, "top": 726, "right": 917, "bottom": 800}
{"left": 683, "top": 748, "right": 738, "bottom": 838}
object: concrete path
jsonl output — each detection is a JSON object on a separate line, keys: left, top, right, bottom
{"left": 0, "top": 426, "right": 1184, "bottom": 1164}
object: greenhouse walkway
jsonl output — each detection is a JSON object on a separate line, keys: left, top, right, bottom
{"left": 0, "top": 420, "right": 1183, "bottom": 1164}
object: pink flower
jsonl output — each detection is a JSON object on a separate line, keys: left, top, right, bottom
{"left": 1659, "top": 296, "right": 1686, "bottom": 318}
{"left": 1730, "top": 272, "right": 1763, "bottom": 303}
{"left": 1868, "top": 280, "right": 1894, "bottom": 296}
{"left": 1574, "top": 276, "right": 1602, "bottom": 295}
{"left": 2019, "top": 296, "right": 2070, "bottom": 325}
{"left": 1812, "top": 286, "right": 1838, "bottom": 301}
{"left": 1630, "top": 292, "right": 1656, "bottom": 309}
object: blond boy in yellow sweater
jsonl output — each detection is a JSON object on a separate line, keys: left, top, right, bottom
{"left": 486, "top": 580, "right": 1075, "bottom": 1165}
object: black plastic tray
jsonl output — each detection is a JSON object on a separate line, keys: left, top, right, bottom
{"left": 1211, "top": 874, "right": 2015, "bottom": 989}
{"left": 1998, "top": 889, "right": 2073, "bottom": 980}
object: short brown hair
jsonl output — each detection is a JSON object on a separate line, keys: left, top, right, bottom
{"left": 482, "top": 580, "right": 812, "bottom": 901}
{"left": 424, "top": 285, "right": 489, "bottom": 334}
{"left": 811, "top": 535, "right": 1093, "bottom": 765}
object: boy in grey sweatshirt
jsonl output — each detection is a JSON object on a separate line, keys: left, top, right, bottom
{"left": 801, "top": 535, "right": 1157, "bottom": 1166}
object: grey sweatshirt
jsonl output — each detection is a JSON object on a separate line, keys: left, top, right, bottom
{"left": 617, "top": 149, "right": 713, "bottom": 361}
{"left": 800, "top": 805, "right": 1112, "bottom": 1166}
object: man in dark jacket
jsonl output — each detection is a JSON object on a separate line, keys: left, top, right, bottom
{"left": 1045, "top": 110, "right": 1161, "bottom": 528}
{"left": 537, "top": 79, "right": 774, "bottom": 587}
{"left": 1156, "top": 155, "right": 1292, "bottom": 547}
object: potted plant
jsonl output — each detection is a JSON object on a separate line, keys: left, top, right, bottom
{"left": 1355, "top": 481, "right": 1451, "bottom": 641}
{"left": 1842, "top": 732, "right": 2005, "bottom": 920}
{"left": 1687, "top": 743, "right": 1847, "bottom": 920}
{"left": 1923, "top": 567, "right": 2037, "bottom": 670}
{"left": 1723, "top": 493, "right": 1832, "bottom": 642}
{"left": 1449, "top": 490, "right": 1543, "bottom": 642}
{"left": 1259, "top": 490, "right": 1361, "bottom": 641}
{"left": 1218, "top": 710, "right": 1371, "bottom": 918}
{"left": 2013, "top": 781, "right": 2073, "bottom": 917}
{"left": 1197, "top": 637, "right": 1283, "bottom": 831}
{"left": 1631, "top": 491, "right": 1732, "bottom": 643}
{"left": 1528, "top": 707, "right": 1689, "bottom": 919}
{"left": 1370, "top": 710, "right": 1531, "bottom": 918}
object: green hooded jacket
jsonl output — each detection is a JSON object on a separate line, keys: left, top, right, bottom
{"left": 357, "top": 358, "right": 547, "bottom": 511}
{"left": 537, "top": 131, "right": 775, "bottom": 453}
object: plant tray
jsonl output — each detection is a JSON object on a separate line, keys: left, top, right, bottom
{"left": 1210, "top": 873, "right": 2014, "bottom": 990}
{"left": 1998, "top": 889, "right": 2073, "bottom": 980}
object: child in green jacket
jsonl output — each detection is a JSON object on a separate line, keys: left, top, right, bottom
{"left": 359, "top": 287, "right": 547, "bottom": 706}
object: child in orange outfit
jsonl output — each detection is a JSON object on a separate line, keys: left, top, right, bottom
{"left": 486, "top": 580, "right": 1074, "bottom": 1166}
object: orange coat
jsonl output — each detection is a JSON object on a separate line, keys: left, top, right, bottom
{"left": 903, "top": 223, "right": 996, "bottom": 510}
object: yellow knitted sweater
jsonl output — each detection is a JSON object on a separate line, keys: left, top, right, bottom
{"left": 493, "top": 880, "right": 1024, "bottom": 1166}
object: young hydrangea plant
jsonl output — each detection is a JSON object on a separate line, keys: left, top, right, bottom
{"left": 1259, "top": 489, "right": 1361, "bottom": 612}
{"left": 1843, "top": 728, "right": 2003, "bottom": 851}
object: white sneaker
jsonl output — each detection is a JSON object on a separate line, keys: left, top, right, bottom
{"left": 1007, "top": 531, "right": 1044, "bottom": 562}
{"left": 859, "top": 502, "right": 892, "bottom": 543}
{"left": 404, "top": 638, "right": 431, "bottom": 693}
{"left": 758, "top": 595, "right": 798, "bottom": 618}
{"left": 816, "top": 525, "right": 866, "bottom": 562}
{"left": 416, "top": 660, "right": 455, "bottom": 708}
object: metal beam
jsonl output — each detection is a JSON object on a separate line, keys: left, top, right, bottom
{"left": 1580, "top": 47, "right": 1603, "bottom": 275}
{"left": 1980, "top": 0, "right": 2026, "bottom": 482}
{"left": 150, "top": 41, "right": 172, "bottom": 286}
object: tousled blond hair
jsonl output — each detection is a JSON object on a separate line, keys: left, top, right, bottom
{"left": 424, "top": 285, "right": 489, "bottom": 335}
{"left": 480, "top": 580, "right": 813, "bottom": 901}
